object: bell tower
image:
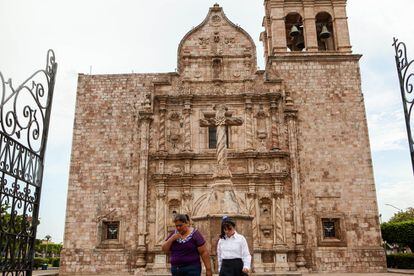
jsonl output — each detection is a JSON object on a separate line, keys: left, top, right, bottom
{"left": 261, "top": 0, "right": 352, "bottom": 57}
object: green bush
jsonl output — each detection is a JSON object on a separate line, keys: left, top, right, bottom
{"left": 387, "top": 254, "right": 414, "bottom": 269}
{"left": 381, "top": 220, "right": 414, "bottom": 251}
{"left": 33, "top": 258, "right": 48, "bottom": 269}
{"left": 52, "top": 258, "right": 60, "bottom": 267}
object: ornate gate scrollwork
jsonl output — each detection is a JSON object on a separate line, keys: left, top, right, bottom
{"left": 0, "top": 50, "right": 57, "bottom": 275}
{"left": 393, "top": 38, "right": 414, "bottom": 174}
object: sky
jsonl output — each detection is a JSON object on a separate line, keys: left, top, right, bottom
{"left": 0, "top": 0, "right": 413, "bottom": 243}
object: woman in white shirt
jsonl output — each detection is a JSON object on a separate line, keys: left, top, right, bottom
{"left": 217, "top": 217, "right": 251, "bottom": 276}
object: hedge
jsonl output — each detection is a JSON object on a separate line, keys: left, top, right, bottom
{"left": 381, "top": 220, "right": 414, "bottom": 251}
{"left": 33, "top": 258, "right": 48, "bottom": 269}
{"left": 52, "top": 258, "right": 60, "bottom": 267}
{"left": 387, "top": 254, "right": 414, "bottom": 269}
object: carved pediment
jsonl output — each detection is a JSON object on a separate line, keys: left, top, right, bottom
{"left": 177, "top": 4, "right": 257, "bottom": 82}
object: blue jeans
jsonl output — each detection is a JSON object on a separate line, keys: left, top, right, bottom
{"left": 171, "top": 264, "right": 201, "bottom": 276}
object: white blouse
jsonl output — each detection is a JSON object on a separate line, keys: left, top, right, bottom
{"left": 217, "top": 232, "right": 251, "bottom": 271}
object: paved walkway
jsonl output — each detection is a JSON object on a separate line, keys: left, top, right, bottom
{"left": 32, "top": 269, "right": 414, "bottom": 276}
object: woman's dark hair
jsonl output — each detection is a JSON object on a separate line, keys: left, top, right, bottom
{"left": 173, "top": 214, "right": 190, "bottom": 223}
{"left": 220, "top": 217, "right": 236, "bottom": 239}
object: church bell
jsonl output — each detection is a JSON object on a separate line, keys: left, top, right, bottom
{"left": 295, "top": 36, "right": 305, "bottom": 51}
{"left": 319, "top": 25, "right": 331, "bottom": 39}
{"left": 289, "top": 25, "right": 300, "bottom": 37}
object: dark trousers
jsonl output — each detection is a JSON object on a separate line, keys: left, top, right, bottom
{"left": 171, "top": 264, "right": 201, "bottom": 276}
{"left": 219, "top": 258, "right": 247, "bottom": 276}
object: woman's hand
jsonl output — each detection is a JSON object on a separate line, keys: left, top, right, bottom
{"left": 171, "top": 232, "right": 181, "bottom": 241}
{"left": 242, "top": 267, "right": 250, "bottom": 274}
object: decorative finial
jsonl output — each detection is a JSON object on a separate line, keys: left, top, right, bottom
{"left": 214, "top": 3, "right": 220, "bottom": 7}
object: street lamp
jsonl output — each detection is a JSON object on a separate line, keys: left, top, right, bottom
{"left": 385, "top": 204, "right": 403, "bottom": 212}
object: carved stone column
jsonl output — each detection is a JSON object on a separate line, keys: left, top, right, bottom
{"left": 155, "top": 181, "right": 166, "bottom": 246}
{"left": 158, "top": 98, "right": 167, "bottom": 152}
{"left": 269, "top": 96, "right": 280, "bottom": 150}
{"left": 247, "top": 184, "right": 259, "bottom": 248}
{"left": 136, "top": 101, "right": 153, "bottom": 267}
{"left": 245, "top": 97, "right": 254, "bottom": 151}
{"left": 183, "top": 97, "right": 193, "bottom": 152}
{"left": 284, "top": 96, "right": 306, "bottom": 270}
{"left": 273, "top": 181, "right": 285, "bottom": 245}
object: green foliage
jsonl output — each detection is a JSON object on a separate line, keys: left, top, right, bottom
{"left": 51, "top": 258, "right": 60, "bottom": 267}
{"left": 387, "top": 254, "right": 414, "bottom": 269}
{"left": 35, "top": 242, "right": 62, "bottom": 256}
{"left": 33, "top": 258, "right": 48, "bottom": 269}
{"left": 381, "top": 220, "right": 414, "bottom": 251}
{"left": 389, "top": 207, "right": 414, "bottom": 223}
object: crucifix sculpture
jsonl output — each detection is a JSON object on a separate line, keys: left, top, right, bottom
{"left": 200, "top": 104, "right": 243, "bottom": 178}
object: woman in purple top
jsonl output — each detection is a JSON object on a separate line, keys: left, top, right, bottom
{"left": 162, "top": 214, "right": 212, "bottom": 276}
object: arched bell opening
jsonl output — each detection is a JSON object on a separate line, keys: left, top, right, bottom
{"left": 285, "top": 12, "right": 305, "bottom": 52}
{"left": 316, "top": 12, "right": 335, "bottom": 51}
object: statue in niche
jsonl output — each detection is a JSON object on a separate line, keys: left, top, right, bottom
{"left": 168, "top": 112, "right": 182, "bottom": 150}
{"left": 259, "top": 198, "right": 273, "bottom": 240}
{"left": 255, "top": 105, "right": 268, "bottom": 151}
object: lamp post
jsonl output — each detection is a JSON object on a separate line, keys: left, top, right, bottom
{"left": 385, "top": 203, "right": 403, "bottom": 212}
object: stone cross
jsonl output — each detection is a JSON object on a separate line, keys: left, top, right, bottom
{"left": 200, "top": 104, "right": 243, "bottom": 178}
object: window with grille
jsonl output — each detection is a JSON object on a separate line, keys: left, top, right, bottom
{"left": 208, "top": 126, "right": 229, "bottom": 149}
{"left": 103, "top": 221, "right": 120, "bottom": 240}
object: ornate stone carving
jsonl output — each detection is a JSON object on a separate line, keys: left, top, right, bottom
{"left": 255, "top": 105, "right": 268, "bottom": 152}
{"left": 269, "top": 96, "right": 280, "bottom": 150}
{"left": 199, "top": 37, "right": 210, "bottom": 46}
{"left": 183, "top": 99, "right": 192, "bottom": 152}
{"left": 256, "top": 162, "right": 270, "bottom": 173}
{"left": 158, "top": 98, "right": 167, "bottom": 152}
{"left": 200, "top": 104, "right": 243, "bottom": 178}
{"left": 155, "top": 182, "right": 166, "bottom": 245}
{"left": 168, "top": 112, "right": 183, "bottom": 150}
{"left": 245, "top": 97, "right": 254, "bottom": 151}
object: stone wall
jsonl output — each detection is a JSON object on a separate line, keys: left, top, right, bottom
{"left": 269, "top": 54, "right": 386, "bottom": 272}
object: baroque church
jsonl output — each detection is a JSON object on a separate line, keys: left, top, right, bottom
{"left": 61, "top": 1, "right": 387, "bottom": 275}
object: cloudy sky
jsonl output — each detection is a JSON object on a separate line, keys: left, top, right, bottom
{"left": 0, "top": 0, "right": 413, "bottom": 243}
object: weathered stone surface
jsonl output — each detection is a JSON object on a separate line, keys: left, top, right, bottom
{"left": 60, "top": 1, "right": 386, "bottom": 275}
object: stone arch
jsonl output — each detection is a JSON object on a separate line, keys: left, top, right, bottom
{"left": 316, "top": 11, "right": 336, "bottom": 51}
{"left": 285, "top": 12, "right": 305, "bottom": 52}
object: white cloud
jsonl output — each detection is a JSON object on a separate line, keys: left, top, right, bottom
{"left": 377, "top": 180, "right": 414, "bottom": 222}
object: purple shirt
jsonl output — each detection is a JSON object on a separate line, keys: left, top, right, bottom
{"left": 166, "top": 228, "right": 206, "bottom": 267}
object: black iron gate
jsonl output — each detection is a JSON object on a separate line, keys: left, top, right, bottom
{"left": 0, "top": 50, "right": 57, "bottom": 275}
{"left": 393, "top": 38, "right": 414, "bottom": 175}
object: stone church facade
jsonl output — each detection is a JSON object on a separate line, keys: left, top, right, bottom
{"left": 60, "top": 1, "right": 386, "bottom": 275}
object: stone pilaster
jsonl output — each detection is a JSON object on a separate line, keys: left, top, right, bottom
{"left": 303, "top": 1, "right": 318, "bottom": 52}
{"left": 247, "top": 183, "right": 259, "bottom": 248}
{"left": 284, "top": 96, "right": 306, "bottom": 270}
{"left": 273, "top": 181, "right": 285, "bottom": 245}
{"left": 137, "top": 109, "right": 153, "bottom": 267}
{"left": 155, "top": 181, "right": 166, "bottom": 246}
{"left": 270, "top": 2, "right": 287, "bottom": 54}
{"left": 333, "top": 0, "right": 352, "bottom": 52}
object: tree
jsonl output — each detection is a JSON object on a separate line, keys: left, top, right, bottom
{"left": 381, "top": 220, "right": 414, "bottom": 251}
{"left": 389, "top": 207, "right": 414, "bottom": 223}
